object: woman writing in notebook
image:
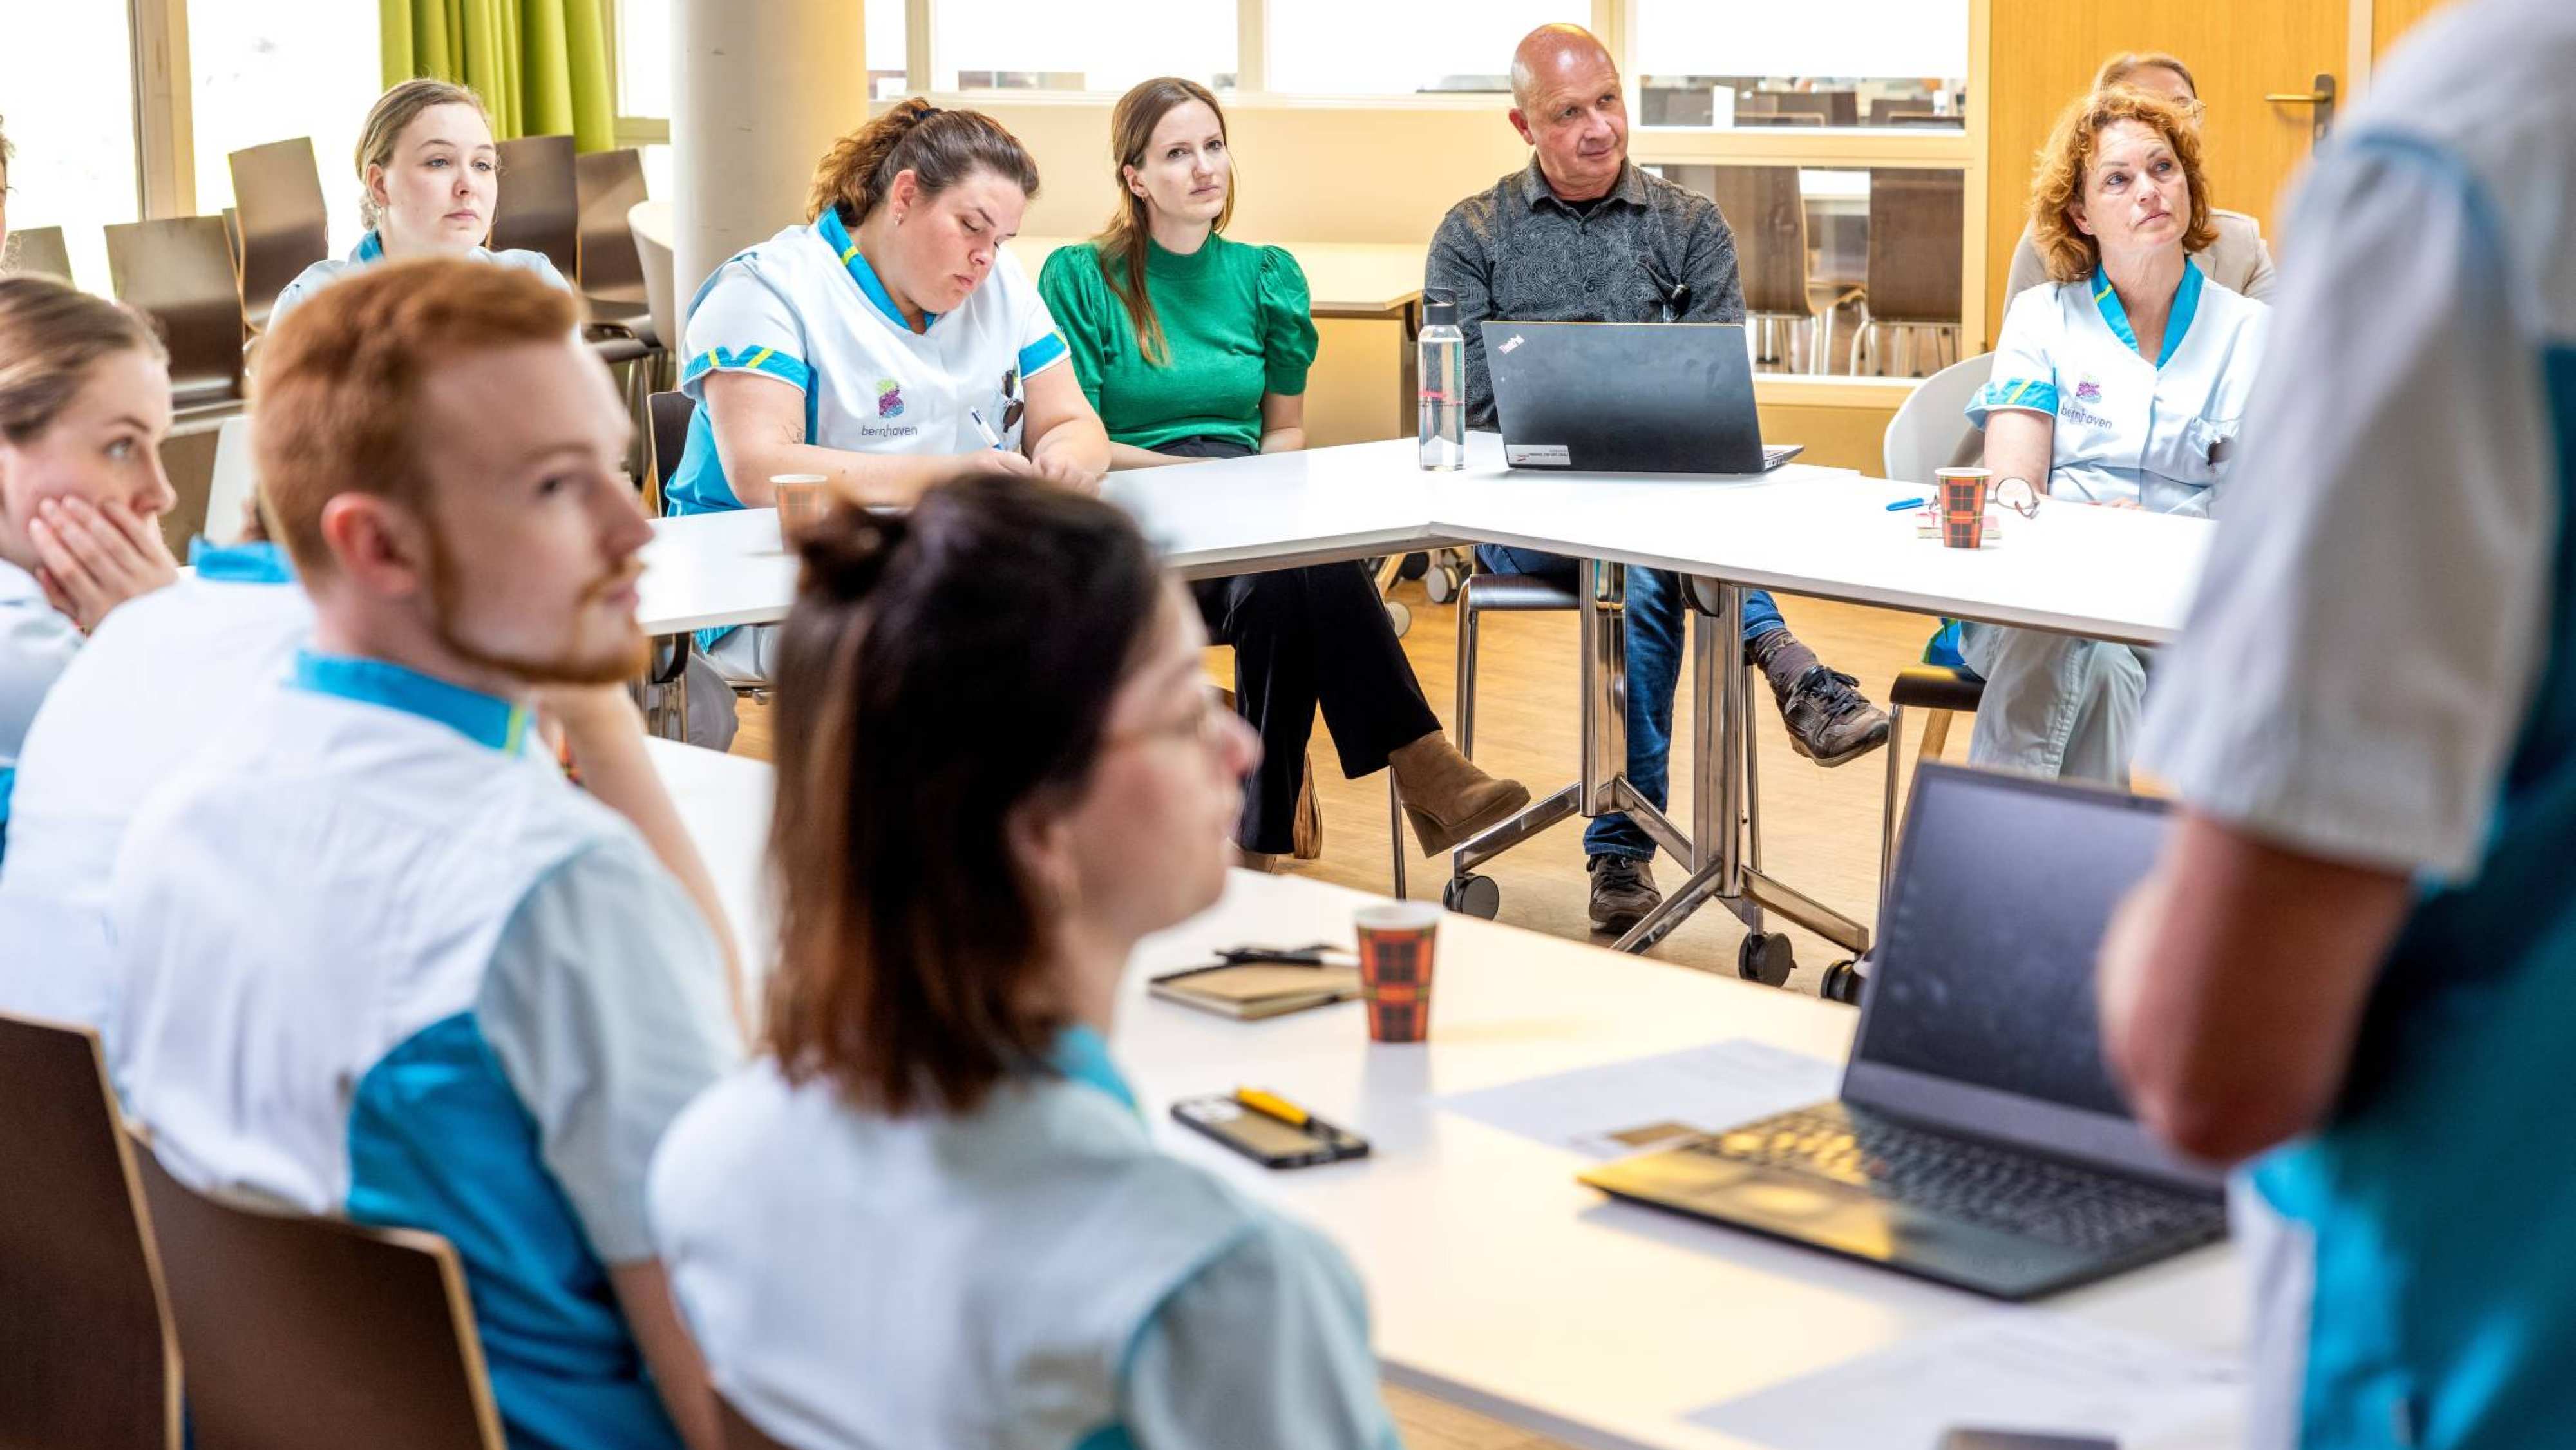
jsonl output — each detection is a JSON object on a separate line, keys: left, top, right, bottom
{"left": 1039, "top": 77, "right": 1526, "bottom": 867}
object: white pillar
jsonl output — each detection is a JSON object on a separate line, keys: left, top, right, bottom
{"left": 671, "top": 0, "right": 868, "bottom": 310}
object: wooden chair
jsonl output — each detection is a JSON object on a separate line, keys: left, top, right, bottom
{"left": 1772, "top": 90, "right": 1858, "bottom": 127}
{"left": 1698, "top": 166, "right": 1858, "bottom": 374}
{"left": 131, "top": 1138, "right": 506, "bottom": 1450}
{"left": 104, "top": 215, "right": 248, "bottom": 414}
{"left": 576, "top": 148, "right": 658, "bottom": 346}
{"left": 648, "top": 388, "right": 698, "bottom": 515}
{"left": 0, "top": 1011, "right": 182, "bottom": 1450}
{"left": 228, "top": 137, "right": 330, "bottom": 334}
{"left": 718, "top": 1395, "right": 797, "bottom": 1450}
{"left": 1848, "top": 169, "right": 1965, "bottom": 377}
{"left": 491, "top": 133, "right": 581, "bottom": 281}
{"left": 6, "top": 224, "right": 75, "bottom": 282}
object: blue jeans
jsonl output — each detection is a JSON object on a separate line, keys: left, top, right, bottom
{"left": 1475, "top": 546, "right": 1785, "bottom": 861}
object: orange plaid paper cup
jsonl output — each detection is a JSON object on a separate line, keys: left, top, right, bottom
{"left": 1936, "top": 467, "right": 1990, "bottom": 549}
{"left": 1355, "top": 902, "right": 1442, "bottom": 1043}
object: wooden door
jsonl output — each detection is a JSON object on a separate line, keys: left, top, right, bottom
{"left": 1982, "top": 0, "right": 2346, "bottom": 341}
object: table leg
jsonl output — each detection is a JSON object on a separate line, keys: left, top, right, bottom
{"left": 1614, "top": 581, "right": 1872, "bottom": 960}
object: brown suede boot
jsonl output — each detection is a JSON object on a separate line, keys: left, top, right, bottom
{"left": 1291, "top": 750, "right": 1324, "bottom": 859}
{"left": 1387, "top": 732, "right": 1532, "bottom": 857}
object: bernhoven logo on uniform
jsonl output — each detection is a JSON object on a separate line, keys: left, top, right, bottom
{"left": 876, "top": 378, "right": 906, "bottom": 418}
{"left": 2075, "top": 378, "right": 2103, "bottom": 405}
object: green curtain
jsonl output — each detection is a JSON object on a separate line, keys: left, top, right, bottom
{"left": 381, "top": 0, "right": 617, "bottom": 153}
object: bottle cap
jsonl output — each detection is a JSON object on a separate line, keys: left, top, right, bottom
{"left": 1423, "top": 290, "right": 1458, "bottom": 327}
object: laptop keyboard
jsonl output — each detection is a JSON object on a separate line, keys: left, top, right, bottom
{"left": 1689, "top": 1105, "right": 2224, "bottom": 1255}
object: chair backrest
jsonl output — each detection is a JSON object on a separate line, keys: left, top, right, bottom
{"left": 575, "top": 148, "right": 652, "bottom": 310}
{"left": 132, "top": 1139, "right": 506, "bottom": 1450}
{"left": 718, "top": 1395, "right": 797, "bottom": 1450}
{"left": 6, "top": 224, "right": 75, "bottom": 282}
{"left": 228, "top": 137, "right": 330, "bottom": 333}
{"left": 491, "top": 134, "right": 581, "bottom": 281}
{"left": 0, "top": 1012, "right": 182, "bottom": 1450}
{"left": 1700, "top": 165, "right": 1810, "bottom": 317}
{"left": 649, "top": 389, "right": 697, "bottom": 507}
{"left": 204, "top": 414, "right": 258, "bottom": 544}
{"left": 1773, "top": 90, "right": 1858, "bottom": 126}
{"left": 104, "top": 215, "right": 248, "bottom": 410}
{"left": 1740, "top": 112, "right": 1824, "bottom": 127}
{"left": 1881, "top": 351, "right": 1994, "bottom": 483}
{"left": 632, "top": 200, "right": 679, "bottom": 361}
{"left": 1863, "top": 168, "right": 1965, "bottom": 323}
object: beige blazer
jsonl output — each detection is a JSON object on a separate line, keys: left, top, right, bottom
{"left": 2003, "top": 208, "right": 2276, "bottom": 306}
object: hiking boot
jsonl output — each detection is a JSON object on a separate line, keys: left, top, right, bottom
{"left": 1775, "top": 664, "right": 1891, "bottom": 767}
{"left": 1587, "top": 855, "right": 1662, "bottom": 931}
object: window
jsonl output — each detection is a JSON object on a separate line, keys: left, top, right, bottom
{"left": 936, "top": 0, "right": 1232, "bottom": 95}
{"left": 189, "top": 0, "right": 382, "bottom": 254}
{"left": 1267, "top": 0, "right": 1578, "bottom": 96}
{"left": 618, "top": 0, "right": 909, "bottom": 120}
{"left": 1635, "top": 0, "right": 1967, "bottom": 128}
{"left": 0, "top": 0, "right": 138, "bottom": 290}
{"left": 1653, "top": 163, "right": 1968, "bottom": 377}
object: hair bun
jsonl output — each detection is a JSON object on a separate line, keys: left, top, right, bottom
{"left": 796, "top": 507, "right": 909, "bottom": 604}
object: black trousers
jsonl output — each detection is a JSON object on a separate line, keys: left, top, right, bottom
{"left": 1160, "top": 437, "right": 1443, "bottom": 853}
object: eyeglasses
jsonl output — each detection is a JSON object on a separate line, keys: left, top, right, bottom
{"left": 1108, "top": 685, "right": 1236, "bottom": 752}
{"left": 1994, "top": 477, "right": 2043, "bottom": 519}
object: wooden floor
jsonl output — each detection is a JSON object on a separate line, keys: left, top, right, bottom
{"left": 728, "top": 573, "right": 1943, "bottom": 1447}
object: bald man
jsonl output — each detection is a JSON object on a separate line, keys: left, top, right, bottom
{"left": 1426, "top": 24, "right": 1889, "bottom": 931}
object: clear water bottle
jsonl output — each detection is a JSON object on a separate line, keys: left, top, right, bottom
{"left": 1417, "top": 292, "right": 1466, "bottom": 470}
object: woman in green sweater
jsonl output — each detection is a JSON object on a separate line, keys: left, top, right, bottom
{"left": 1041, "top": 79, "right": 1526, "bottom": 867}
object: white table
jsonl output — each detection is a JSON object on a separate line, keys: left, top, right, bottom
{"left": 645, "top": 739, "right": 2245, "bottom": 1450}
{"left": 639, "top": 434, "right": 2205, "bottom": 648}
{"left": 635, "top": 435, "right": 2211, "bottom": 959}
{"left": 636, "top": 452, "right": 1468, "bottom": 638}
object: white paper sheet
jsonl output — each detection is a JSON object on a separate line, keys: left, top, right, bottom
{"left": 1432, "top": 1039, "right": 1843, "bottom": 1159}
{"left": 1688, "top": 1312, "right": 2242, "bottom": 1450}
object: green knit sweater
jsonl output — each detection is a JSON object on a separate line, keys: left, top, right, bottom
{"left": 1037, "top": 234, "right": 1318, "bottom": 453}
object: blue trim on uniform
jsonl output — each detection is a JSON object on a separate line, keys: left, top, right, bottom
{"left": 2090, "top": 269, "right": 2139, "bottom": 353}
{"left": 1966, "top": 377, "right": 2058, "bottom": 425}
{"left": 291, "top": 650, "right": 531, "bottom": 754}
{"left": 354, "top": 230, "right": 385, "bottom": 263}
{"left": 679, "top": 345, "right": 813, "bottom": 394}
{"left": 2089, "top": 264, "right": 2204, "bottom": 370}
{"left": 348, "top": 1012, "right": 687, "bottom": 1450}
{"left": 815, "top": 209, "right": 932, "bottom": 331}
{"left": 1070, "top": 1424, "right": 1138, "bottom": 1450}
{"left": 0, "top": 765, "right": 14, "bottom": 826}
{"left": 2158, "top": 260, "right": 2204, "bottom": 368}
{"left": 1050, "top": 1025, "right": 1137, "bottom": 1116}
{"left": 187, "top": 538, "right": 296, "bottom": 584}
{"left": 1019, "top": 330, "right": 1070, "bottom": 379}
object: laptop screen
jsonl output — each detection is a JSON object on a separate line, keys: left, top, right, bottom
{"left": 1848, "top": 767, "right": 2176, "bottom": 1159}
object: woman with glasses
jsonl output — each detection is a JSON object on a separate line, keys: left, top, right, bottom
{"left": 649, "top": 472, "right": 1401, "bottom": 1450}
{"left": 663, "top": 99, "right": 1109, "bottom": 716}
{"left": 1961, "top": 85, "right": 2270, "bottom": 783}
{"left": 1037, "top": 77, "right": 1528, "bottom": 864}
{"left": 2003, "top": 53, "right": 2277, "bottom": 303}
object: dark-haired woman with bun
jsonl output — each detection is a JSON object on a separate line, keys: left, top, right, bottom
{"left": 666, "top": 99, "right": 1110, "bottom": 691}
{"left": 1039, "top": 78, "right": 1527, "bottom": 864}
{"left": 649, "top": 469, "right": 1401, "bottom": 1449}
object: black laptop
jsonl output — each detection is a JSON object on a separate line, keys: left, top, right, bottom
{"left": 1481, "top": 320, "right": 1803, "bottom": 474}
{"left": 1578, "top": 765, "right": 2227, "bottom": 1300}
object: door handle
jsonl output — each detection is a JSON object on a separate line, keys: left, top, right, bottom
{"left": 2264, "top": 73, "right": 2338, "bottom": 143}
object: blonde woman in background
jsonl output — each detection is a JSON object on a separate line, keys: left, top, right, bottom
{"left": 270, "top": 79, "right": 570, "bottom": 321}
